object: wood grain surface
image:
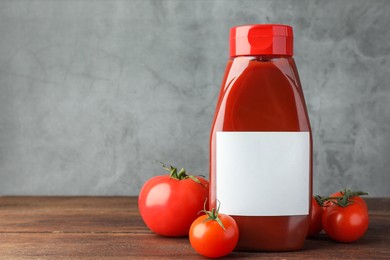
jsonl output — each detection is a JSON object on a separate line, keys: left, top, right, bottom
{"left": 0, "top": 197, "right": 389, "bottom": 259}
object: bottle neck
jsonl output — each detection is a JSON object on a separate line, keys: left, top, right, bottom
{"left": 231, "top": 55, "right": 293, "bottom": 61}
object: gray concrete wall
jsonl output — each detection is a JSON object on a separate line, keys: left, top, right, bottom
{"left": 0, "top": 0, "right": 389, "bottom": 196}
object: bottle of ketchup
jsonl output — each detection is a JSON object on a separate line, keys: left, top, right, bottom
{"left": 209, "top": 24, "right": 312, "bottom": 251}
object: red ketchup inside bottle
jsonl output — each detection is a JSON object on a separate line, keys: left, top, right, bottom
{"left": 209, "top": 24, "right": 313, "bottom": 251}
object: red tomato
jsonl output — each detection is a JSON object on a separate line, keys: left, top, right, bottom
{"left": 138, "top": 166, "right": 209, "bottom": 237}
{"left": 189, "top": 213, "right": 239, "bottom": 258}
{"left": 307, "top": 197, "right": 324, "bottom": 237}
{"left": 322, "top": 200, "right": 369, "bottom": 243}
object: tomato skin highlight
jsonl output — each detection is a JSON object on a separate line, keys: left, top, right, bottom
{"left": 138, "top": 174, "right": 209, "bottom": 237}
{"left": 307, "top": 197, "right": 324, "bottom": 237}
{"left": 322, "top": 200, "right": 369, "bottom": 243}
{"left": 189, "top": 214, "right": 239, "bottom": 258}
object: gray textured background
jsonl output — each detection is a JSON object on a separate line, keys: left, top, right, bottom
{"left": 0, "top": 0, "right": 389, "bottom": 196}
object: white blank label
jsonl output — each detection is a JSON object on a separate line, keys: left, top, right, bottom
{"left": 216, "top": 131, "right": 310, "bottom": 216}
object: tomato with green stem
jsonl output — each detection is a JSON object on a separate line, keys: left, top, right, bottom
{"left": 138, "top": 164, "right": 209, "bottom": 237}
{"left": 322, "top": 189, "right": 369, "bottom": 243}
{"left": 189, "top": 203, "right": 239, "bottom": 258}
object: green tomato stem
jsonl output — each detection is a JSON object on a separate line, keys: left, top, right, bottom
{"left": 160, "top": 162, "right": 205, "bottom": 187}
{"left": 315, "top": 189, "right": 368, "bottom": 208}
{"left": 201, "top": 200, "right": 226, "bottom": 231}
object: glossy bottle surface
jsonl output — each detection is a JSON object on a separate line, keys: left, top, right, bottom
{"left": 209, "top": 56, "right": 313, "bottom": 251}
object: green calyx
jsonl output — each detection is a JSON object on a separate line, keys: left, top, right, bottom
{"left": 161, "top": 163, "right": 204, "bottom": 186}
{"left": 315, "top": 189, "right": 368, "bottom": 208}
{"left": 201, "top": 200, "right": 226, "bottom": 231}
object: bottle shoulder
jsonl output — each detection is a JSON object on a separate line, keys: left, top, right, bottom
{"left": 211, "top": 56, "right": 310, "bottom": 132}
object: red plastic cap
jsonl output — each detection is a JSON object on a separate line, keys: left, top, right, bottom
{"left": 230, "top": 24, "right": 293, "bottom": 57}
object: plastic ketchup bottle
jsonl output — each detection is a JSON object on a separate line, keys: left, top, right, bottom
{"left": 209, "top": 24, "right": 313, "bottom": 251}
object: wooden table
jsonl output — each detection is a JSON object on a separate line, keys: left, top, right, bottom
{"left": 0, "top": 197, "right": 389, "bottom": 259}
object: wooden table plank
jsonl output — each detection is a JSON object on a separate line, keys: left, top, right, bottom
{"left": 0, "top": 197, "right": 143, "bottom": 233}
{"left": 1, "top": 232, "right": 390, "bottom": 259}
{"left": 0, "top": 197, "right": 389, "bottom": 259}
